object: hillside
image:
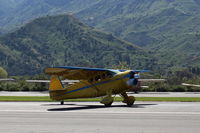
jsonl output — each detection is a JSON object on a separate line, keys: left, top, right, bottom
{"left": 77, "top": 0, "right": 200, "bottom": 69}
{"left": 0, "top": 15, "right": 152, "bottom": 75}
{"left": 0, "top": 0, "right": 100, "bottom": 33}
{"left": 1, "top": 0, "right": 200, "bottom": 74}
{"left": 77, "top": 0, "right": 200, "bottom": 44}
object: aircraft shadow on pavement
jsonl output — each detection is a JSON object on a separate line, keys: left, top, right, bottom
{"left": 41, "top": 103, "right": 77, "bottom": 106}
{"left": 47, "top": 104, "right": 157, "bottom": 112}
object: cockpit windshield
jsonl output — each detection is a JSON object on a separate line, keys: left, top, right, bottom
{"left": 129, "top": 71, "right": 140, "bottom": 79}
{"left": 129, "top": 71, "right": 135, "bottom": 79}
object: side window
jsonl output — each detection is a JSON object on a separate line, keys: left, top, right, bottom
{"left": 95, "top": 75, "right": 101, "bottom": 81}
{"left": 89, "top": 78, "right": 93, "bottom": 83}
{"left": 129, "top": 72, "right": 135, "bottom": 79}
{"left": 106, "top": 73, "right": 112, "bottom": 78}
{"left": 102, "top": 73, "right": 106, "bottom": 79}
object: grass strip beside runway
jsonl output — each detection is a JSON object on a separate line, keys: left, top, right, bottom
{"left": 0, "top": 96, "right": 200, "bottom": 102}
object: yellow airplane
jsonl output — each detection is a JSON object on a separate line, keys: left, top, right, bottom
{"left": 45, "top": 66, "right": 163, "bottom": 106}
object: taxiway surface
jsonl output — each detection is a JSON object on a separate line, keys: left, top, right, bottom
{"left": 0, "top": 101, "right": 200, "bottom": 133}
{"left": 1, "top": 91, "right": 200, "bottom": 97}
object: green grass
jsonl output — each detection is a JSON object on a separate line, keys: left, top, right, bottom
{"left": 0, "top": 96, "right": 200, "bottom": 102}
{"left": 135, "top": 97, "right": 200, "bottom": 102}
{"left": 0, "top": 96, "right": 51, "bottom": 102}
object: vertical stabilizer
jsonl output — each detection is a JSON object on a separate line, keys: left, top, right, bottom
{"left": 49, "top": 75, "right": 64, "bottom": 91}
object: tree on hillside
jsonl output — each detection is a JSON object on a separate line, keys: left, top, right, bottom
{"left": 0, "top": 67, "right": 8, "bottom": 78}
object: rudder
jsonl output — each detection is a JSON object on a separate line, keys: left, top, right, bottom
{"left": 49, "top": 75, "right": 64, "bottom": 91}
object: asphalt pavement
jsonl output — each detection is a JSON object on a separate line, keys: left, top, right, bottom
{"left": 1, "top": 91, "right": 200, "bottom": 97}
{"left": 0, "top": 101, "right": 200, "bottom": 133}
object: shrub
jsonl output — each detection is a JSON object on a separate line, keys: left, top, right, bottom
{"left": 171, "top": 85, "right": 186, "bottom": 92}
{"left": 0, "top": 67, "right": 8, "bottom": 78}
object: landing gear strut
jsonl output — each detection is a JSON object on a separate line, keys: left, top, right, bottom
{"left": 60, "top": 101, "right": 64, "bottom": 105}
{"left": 120, "top": 92, "right": 135, "bottom": 106}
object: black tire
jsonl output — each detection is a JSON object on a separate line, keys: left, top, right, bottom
{"left": 127, "top": 102, "right": 134, "bottom": 107}
{"left": 104, "top": 103, "right": 112, "bottom": 107}
{"left": 126, "top": 96, "right": 135, "bottom": 107}
{"left": 60, "top": 101, "right": 64, "bottom": 105}
{"left": 104, "top": 101, "right": 113, "bottom": 107}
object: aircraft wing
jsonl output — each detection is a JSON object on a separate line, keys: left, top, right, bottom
{"left": 182, "top": 83, "right": 200, "bottom": 87}
{"left": 45, "top": 66, "right": 148, "bottom": 80}
{"left": 45, "top": 66, "right": 122, "bottom": 80}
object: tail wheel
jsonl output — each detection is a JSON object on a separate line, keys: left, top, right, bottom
{"left": 60, "top": 101, "right": 64, "bottom": 105}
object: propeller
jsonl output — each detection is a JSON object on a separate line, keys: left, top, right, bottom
{"left": 126, "top": 71, "right": 141, "bottom": 93}
{"left": 127, "top": 71, "right": 140, "bottom": 86}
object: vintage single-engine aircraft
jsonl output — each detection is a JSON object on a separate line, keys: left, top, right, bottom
{"left": 45, "top": 66, "right": 165, "bottom": 106}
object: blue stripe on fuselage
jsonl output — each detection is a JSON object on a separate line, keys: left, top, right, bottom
{"left": 63, "top": 79, "right": 113, "bottom": 94}
{"left": 62, "top": 74, "right": 129, "bottom": 95}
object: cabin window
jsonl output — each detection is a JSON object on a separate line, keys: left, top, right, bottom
{"left": 129, "top": 71, "right": 135, "bottom": 79}
{"left": 89, "top": 78, "right": 93, "bottom": 82}
{"left": 102, "top": 73, "right": 106, "bottom": 79}
{"left": 95, "top": 75, "right": 101, "bottom": 81}
{"left": 106, "top": 73, "right": 112, "bottom": 78}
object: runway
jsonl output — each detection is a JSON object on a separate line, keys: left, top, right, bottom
{"left": 0, "top": 102, "right": 200, "bottom": 133}
{"left": 1, "top": 91, "right": 200, "bottom": 97}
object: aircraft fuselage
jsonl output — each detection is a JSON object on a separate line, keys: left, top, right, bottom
{"left": 49, "top": 71, "right": 132, "bottom": 100}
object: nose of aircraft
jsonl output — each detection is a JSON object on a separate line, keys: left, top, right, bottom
{"left": 126, "top": 73, "right": 141, "bottom": 93}
{"left": 127, "top": 72, "right": 140, "bottom": 86}
{"left": 127, "top": 78, "right": 138, "bottom": 86}
{"left": 134, "top": 73, "right": 140, "bottom": 79}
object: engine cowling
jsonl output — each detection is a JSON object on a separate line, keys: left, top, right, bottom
{"left": 126, "top": 71, "right": 141, "bottom": 92}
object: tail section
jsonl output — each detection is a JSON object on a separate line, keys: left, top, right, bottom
{"left": 49, "top": 75, "right": 64, "bottom": 91}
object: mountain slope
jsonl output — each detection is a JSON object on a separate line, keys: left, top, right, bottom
{"left": 77, "top": 0, "right": 200, "bottom": 45}
{"left": 1, "top": 0, "right": 199, "bottom": 73}
{"left": 0, "top": 0, "right": 100, "bottom": 33}
{"left": 0, "top": 15, "right": 152, "bottom": 75}
{"left": 77, "top": 0, "right": 200, "bottom": 69}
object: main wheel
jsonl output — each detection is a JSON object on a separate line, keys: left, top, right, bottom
{"left": 126, "top": 96, "right": 135, "bottom": 107}
{"left": 100, "top": 96, "right": 114, "bottom": 107}
{"left": 104, "top": 102, "right": 113, "bottom": 107}
{"left": 127, "top": 102, "right": 134, "bottom": 107}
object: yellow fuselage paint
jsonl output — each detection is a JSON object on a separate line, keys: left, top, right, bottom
{"left": 49, "top": 71, "right": 131, "bottom": 101}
